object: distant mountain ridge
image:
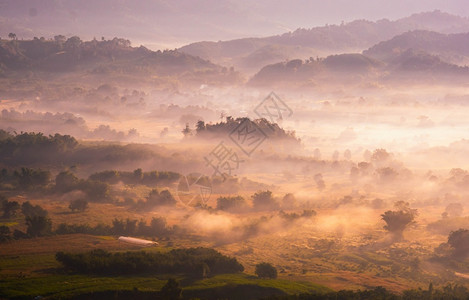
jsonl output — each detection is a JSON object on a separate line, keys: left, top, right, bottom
{"left": 179, "top": 11, "right": 469, "bottom": 72}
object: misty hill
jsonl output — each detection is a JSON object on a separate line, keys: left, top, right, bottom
{"left": 0, "top": 37, "right": 242, "bottom": 86}
{"left": 180, "top": 11, "right": 469, "bottom": 71}
{"left": 364, "top": 30, "right": 469, "bottom": 65}
{"left": 249, "top": 51, "right": 469, "bottom": 87}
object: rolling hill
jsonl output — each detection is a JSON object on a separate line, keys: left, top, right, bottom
{"left": 248, "top": 50, "right": 469, "bottom": 87}
{"left": 179, "top": 11, "right": 469, "bottom": 72}
{"left": 0, "top": 37, "right": 243, "bottom": 87}
{"left": 363, "top": 30, "right": 469, "bottom": 65}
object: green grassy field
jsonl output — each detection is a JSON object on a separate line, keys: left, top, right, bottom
{"left": 186, "top": 273, "right": 332, "bottom": 294}
{"left": 0, "top": 265, "right": 330, "bottom": 300}
{"left": 0, "top": 234, "right": 332, "bottom": 300}
{"left": 0, "top": 274, "right": 169, "bottom": 299}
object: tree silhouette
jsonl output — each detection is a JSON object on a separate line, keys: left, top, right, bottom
{"left": 26, "top": 215, "right": 52, "bottom": 237}
{"left": 14, "top": 168, "right": 51, "bottom": 189}
{"left": 160, "top": 278, "right": 182, "bottom": 300}
{"left": 0, "top": 225, "right": 10, "bottom": 242}
{"left": 252, "top": 190, "right": 278, "bottom": 211}
{"left": 448, "top": 229, "right": 469, "bottom": 259}
{"left": 1, "top": 199, "right": 19, "bottom": 218}
{"left": 8, "top": 33, "right": 16, "bottom": 40}
{"left": 69, "top": 199, "right": 88, "bottom": 212}
{"left": 182, "top": 123, "right": 192, "bottom": 137}
{"left": 21, "top": 201, "right": 48, "bottom": 217}
{"left": 217, "top": 196, "right": 246, "bottom": 211}
{"left": 196, "top": 120, "right": 205, "bottom": 132}
{"left": 255, "top": 262, "right": 277, "bottom": 279}
{"left": 64, "top": 36, "right": 82, "bottom": 49}
{"left": 55, "top": 171, "right": 80, "bottom": 193}
{"left": 381, "top": 201, "right": 417, "bottom": 240}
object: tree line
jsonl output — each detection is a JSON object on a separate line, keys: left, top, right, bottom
{"left": 56, "top": 247, "right": 244, "bottom": 278}
{"left": 0, "top": 131, "right": 155, "bottom": 167}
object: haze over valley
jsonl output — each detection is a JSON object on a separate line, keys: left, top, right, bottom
{"left": 1, "top": 2, "right": 469, "bottom": 299}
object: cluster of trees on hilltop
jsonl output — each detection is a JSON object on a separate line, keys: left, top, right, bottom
{"left": 187, "top": 117, "right": 298, "bottom": 142}
{"left": 56, "top": 247, "right": 244, "bottom": 278}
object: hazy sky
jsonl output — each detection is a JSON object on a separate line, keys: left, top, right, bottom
{"left": 1, "top": 0, "right": 468, "bottom": 49}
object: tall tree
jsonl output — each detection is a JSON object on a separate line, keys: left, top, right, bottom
{"left": 381, "top": 201, "right": 418, "bottom": 241}
{"left": 160, "top": 278, "right": 182, "bottom": 300}
{"left": 26, "top": 215, "right": 52, "bottom": 237}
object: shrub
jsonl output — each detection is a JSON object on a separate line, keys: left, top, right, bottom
{"left": 252, "top": 191, "right": 278, "bottom": 211}
{"left": 69, "top": 199, "right": 88, "bottom": 212}
{"left": 0, "top": 225, "right": 10, "bottom": 242}
{"left": 55, "top": 171, "right": 80, "bottom": 193}
{"left": 146, "top": 189, "right": 176, "bottom": 207}
{"left": 448, "top": 228, "right": 469, "bottom": 259}
{"left": 1, "top": 199, "right": 19, "bottom": 218}
{"left": 216, "top": 196, "right": 246, "bottom": 211}
{"left": 160, "top": 278, "right": 182, "bottom": 300}
{"left": 255, "top": 262, "right": 277, "bottom": 279}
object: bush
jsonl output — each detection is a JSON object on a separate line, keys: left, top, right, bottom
{"left": 252, "top": 191, "right": 279, "bottom": 211}
{"left": 55, "top": 223, "right": 112, "bottom": 235}
{"left": 80, "top": 180, "right": 110, "bottom": 202}
{"left": 69, "top": 199, "right": 88, "bottom": 212}
{"left": 158, "top": 190, "right": 176, "bottom": 205}
{"left": 1, "top": 199, "right": 19, "bottom": 218}
{"left": 255, "top": 262, "right": 277, "bottom": 279}
{"left": 281, "top": 193, "right": 296, "bottom": 209}
{"left": 216, "top": 196, "right": 246, "bottom": 212}
{"left": 448, "top": 228, "right": 469, "bottom": 259}
{"left": 0, "top": 225, "right": 11, "bottom": 242}
{"left": 146, "top": 189, "right": 176, "bottom": 207}
{"left": 150, "top": 217, "right": 169, "bottom": 236}
{"left": 55, "top": 171, "right": 80, "bottom": 193}
{"left": 89, "top": 170, "right": 120, "bottom": 184}
{"left": 279, "top": 210, "right": 316, "bottom": 221}
{"left": 14, "top": 168, "right": 51, "bottom": 189}
{"left": 160, "top": 278, "right": 182, "bottom": 300}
